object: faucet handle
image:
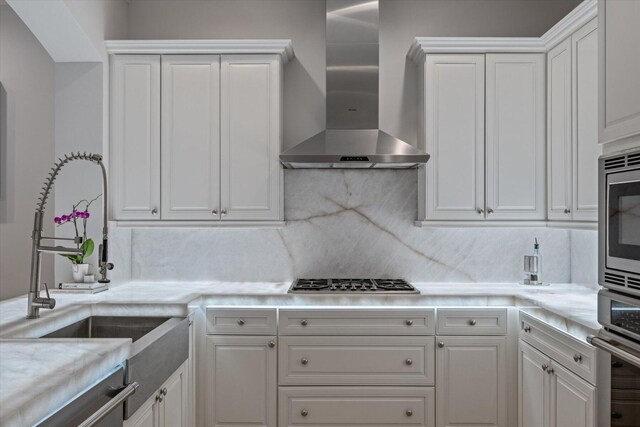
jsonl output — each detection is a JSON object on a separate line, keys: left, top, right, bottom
{"left": 43, "top": 282, "right": 51, "bottom": 299}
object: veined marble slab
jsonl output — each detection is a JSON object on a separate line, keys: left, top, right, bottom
{"left": 0, "top": 338, "right": 130, "bottom": 427}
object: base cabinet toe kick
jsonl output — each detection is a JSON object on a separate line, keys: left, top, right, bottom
{"left": 203, "top": 306, "right": 525, "bottom": 427}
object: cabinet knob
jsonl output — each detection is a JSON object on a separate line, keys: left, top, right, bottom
{"left": 541, "top": 364, "right": 548, "bottom": 372}
{"left": 301, "top": 409, "right": 309, "bottom": 417}
{"left": 237, "top": 319, "right": 245, "bottom": 326}
{"left": 564, "top": 208, "right": 571, "bottom": 214}
{"left": 301, "top": 358, "right": 309, "bottom": 365}
{"left": 477, "top": 208, "right": 484, "bottom": 215}
{"left": 300, "top": 319, "right": 308, "bottom": 326}
{"left": 524, "top": 326, "right": 531, "bottom": 333}
{"left": 268, "top": 341, "right": 276, "bottom": 348}
{"left": 468, "top": 319, "right": 477, "bottom": 326}
{"left": 161, "top": 387, "right": 167, "bottom": 395}
{"left": 405, "top": 319, "right": 413, "bottom": 326}
{"left": 405, "top": 358, "right": 413, "bottom": 366}
{"left": 212, "top": 209, "right": 218, "bottom": 215}
{"left": 221, "top": 210, "right": 228, "bottom": 216}
{"left": 151, "top": 208, "right": 158, "bottom": 216}
{"left": 573, "top": 353, "right": 582, "bottom": 363}
{"left": 487, "top": 208, "right": 494, "bottom": 215}
{"left": 438, "top": 342, "right": 445, "bottom": 348}
{"left": 547, "top": 367, "right": 554, "bottom": 375}
{"left": 406, "top": 409, "right": 413, "bottom": 417}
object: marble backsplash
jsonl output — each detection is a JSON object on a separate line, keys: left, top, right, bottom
{"left": 109, "top": 170, "right": 598, "bottom": 285}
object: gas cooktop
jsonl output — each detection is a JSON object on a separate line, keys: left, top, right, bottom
{"left": 288, "top": 279, "right": 419, "bottom": 294}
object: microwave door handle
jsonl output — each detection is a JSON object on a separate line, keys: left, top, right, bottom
{"left": 588, "top": 336, "right": 640, "bottom": 369}
{"left": 77, "top": 382, "right": 139, "bottom": 427}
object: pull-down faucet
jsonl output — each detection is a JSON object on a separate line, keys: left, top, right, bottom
{"left": 27, "top": 152, "right": 114, "bottom": 319}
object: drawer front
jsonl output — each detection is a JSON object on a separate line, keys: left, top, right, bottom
{"left": 519, "top": 311, "right": 597, "bottom": 384}
{"left": 436, "top": 308, "right": 507, "bottom": 335}
{"left": 279, "top": 308, "right": 435, "bottom": 336}
{"left": 278, "top": 386, "right": 435, "bottom": 427}
{"left": 279, "top": 336, "right": 435, "bottom": 386}
{"left": 206, "top": 307, "right": 276, "bottom": 335}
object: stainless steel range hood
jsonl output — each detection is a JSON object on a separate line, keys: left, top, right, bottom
{"left": 280, "top": 0, "right": 430, "bottom": 169}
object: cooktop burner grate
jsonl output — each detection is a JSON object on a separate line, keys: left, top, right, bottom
{"left": 288, "top": 278, "right": 419, "bottom": 294}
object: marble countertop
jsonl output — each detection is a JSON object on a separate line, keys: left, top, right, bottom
{"left": 0, "top": 280, "right": 600, "bottom": 427}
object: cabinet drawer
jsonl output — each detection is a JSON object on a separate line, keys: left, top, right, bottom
{"left": 436, "top": 308, "right": 507, "bottom": 335}
{"left": 519, "top": 311, "right": 597, "bottom": 384}
{"left": 278, "top": 336, "right": 435, "bottom": 386}
{"left": 206, "top": 307, "right": 276, "bottom": 335}
{"left": 278, "top": 386, "right": 435, "bottom": 427}
{"left": 279, "top": 308, "right": 435, "bottom": 335}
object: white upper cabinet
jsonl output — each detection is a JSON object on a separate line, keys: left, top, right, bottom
{"left": 547, "top": 19, "right": 600, "bottom": 223}
{"left": 110, "top": 55, "right": 161, "bottom": 220}
{"left": 421, "top": 54, "right": 485, "bottom": 221}
{"left": 220, "top": 55, "right": 283, "bottom": 221}
{"left": 571, "top": 19, "right": 599, "bottom": 221}
{"left": 486, "top": 54, "right": 546, "bottom": 221}
{"left": 161, "top": 55, "right": 221, "bottom": 220}
{"left": 547, "top": 38, "right": 573, "bottom": 221}
{"left": 599, "top": 0, "right": 640, "bottom": 144}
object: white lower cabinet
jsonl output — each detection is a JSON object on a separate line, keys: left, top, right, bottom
{"left": 124, "top": 361, "right": 189, "bottom": 427}
{"left": 436, "top": 336, "right": 507, "bottom": 427}
{"left": 278, "top": 386, "right": 435, "bottom": 427}
{"left": 519, "top": 341, "right": 596, "bottom": 427}
{"left": 206, "top": 335, "right": 277, "bottom": 427}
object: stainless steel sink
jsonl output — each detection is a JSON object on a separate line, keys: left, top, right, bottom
{"left": 38, "top": 315, "right": 189, "bottom": 421}
{"left": 42, "top": 316, "right": 172, "bottom": 342}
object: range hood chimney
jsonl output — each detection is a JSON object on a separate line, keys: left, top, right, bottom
{"left": 280, "top": 0, "right": 430, "bottom": 169}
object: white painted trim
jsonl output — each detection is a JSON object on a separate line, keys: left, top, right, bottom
{"left": 414, "top": 220, "right": 596, "bottom": 229}
{"left": 104, "top": 40, "right": 295, "bottom": 63}
{"left": 408, "top": 0, "right": 597, "bottom": 62}
{"left": 113, "top": 220, "right": 285, "bottom": 228}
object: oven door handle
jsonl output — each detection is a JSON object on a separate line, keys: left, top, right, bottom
{"left": 588, "top": 335, "right": 640, "bottom": 369}
{"left": 77, "top": 382, "right": 139, "bottom": 427}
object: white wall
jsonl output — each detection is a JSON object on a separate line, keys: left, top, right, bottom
{"left": 0, "top": 5, "right": 56, "bottom": 300}
{"left": 128, "top": 0, "right": 582, "bottom": 149}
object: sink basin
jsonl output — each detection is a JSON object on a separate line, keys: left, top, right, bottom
{"left": 41, "top": 316, "right": 172, "bottom": 342}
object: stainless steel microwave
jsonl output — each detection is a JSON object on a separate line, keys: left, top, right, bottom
{"left": 600, "top": 148, "right": 640, "bottom": 296}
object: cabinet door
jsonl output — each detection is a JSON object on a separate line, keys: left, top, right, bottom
{"left": 436, "top": 336, "right": 507, "bottom": 427}
{"left": 549, "top": 362, "right": 596, "bottom": 427}
{"left": 206, "top": 335, "right": 277, "bottom": 427}
{"left": 220, "top": 55, "right": 282, "bottom": 221}
{"left": 486, "top": 54, "right": 546, "bottom": 220}
{"left": 423, "top": 54, "right": 485, "bottom": 220}
{"left": 110, "top": 55, "right": 161, "bottom": 220}
{"left": 124, "top": 390, "right": 160, "bottom": 427}
{"left": 572, "top": 19, "right": 600, "bottom": 221}
{"left": 160, "top": 362, "right": 188, "bottom": 427}
{"left": 161, "top": 55, "right": 221, "bottom": 220}
{"left": 599, "top": 0, "right": 640, "bottom": 144}
{"left": 519, "top": 341, "right": 550, "bottom": 427}
{"left": 547, "top": 39, "right": 573, "bottom": 221}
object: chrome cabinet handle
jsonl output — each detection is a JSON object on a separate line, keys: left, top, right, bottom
{"left": 468, "top": 319, "right": 477, "bottom": 326}
{"left": 547, "top": 367, "right": 554, "bottom": 375}
{"left": 300, "top": 319, "right": 308, "bottom": 326}
{"left": 405, "top": 358, "right": 413, "bottom": 365}
{"left": 221, "top": 210, "right": 228, "bottom": 216}
{"left": 487, "top": 208, "right": 494, "bottom": 215}
{"left": 301, "top": 409, "right": 309, "bottom": 417}
{"left": 524, "top": 326, "right": 531, "bottom": 333}
{"left": 151, "top": 208, "right": 158, "bottom": 216}
{"left": 161, "top": 387, "right": 167, "bottom": 395}
{"left": 564, "top": 208, "right": 571, "bottom": 214}
{"left": 438, "top": 342, "right": 445, "bottom": 348}
{"left": 573, "top": 354, "right": 582, "bottom": 363}
{"left": 406, "top": 409, "right": 413, "bottom": 417}
{"left": 541, "top": 364, "right": 548, "bottom": 371}
{"left": 78, "top": 382, "right": 139, "bottom": 427}
{"left": 237, "top": 319, "right": 245, "bottom": 326}
{"left": 212, "top": 209, "right": 218, "bottom": 215}
{"left": 301, "top": 358, "right": 309, "bottom": 365}
{"left": 477, "top": 208, "right": 484, "bottom": 215}
{"left": 268, "top": 341, "right": 276, "bottom": 348}
{"left": 405, "top": 319, "right": 413, "bottom": 326}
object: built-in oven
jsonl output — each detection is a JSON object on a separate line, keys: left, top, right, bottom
{"left": 589, "top": 289, "right": 640, "bottom": 427}
{"left": 599, "top": 148, "right": 640, "bottom": 296}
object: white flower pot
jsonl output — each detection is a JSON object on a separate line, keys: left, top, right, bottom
{"left": 72, "top": 263, "right": 89, "bottom": 283}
